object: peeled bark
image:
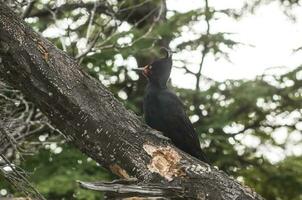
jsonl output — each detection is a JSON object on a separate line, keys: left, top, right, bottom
{"left": 0, "top": 2, "right": 264, "bottom": 200}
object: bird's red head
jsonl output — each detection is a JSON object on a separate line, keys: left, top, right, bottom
{"left": 134, "top": 48, "right": 173, "bottom": 87}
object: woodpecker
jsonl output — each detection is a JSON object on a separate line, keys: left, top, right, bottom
{"left": 135, "top": 48, "right": 209, "bottom": 163}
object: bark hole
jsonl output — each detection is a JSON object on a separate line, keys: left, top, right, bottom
{"left": 143, "top": 144, "right": 185, "bottom": 181}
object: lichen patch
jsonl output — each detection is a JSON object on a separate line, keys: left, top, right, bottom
{"left": 143, "top": 144, "right": 185, "bottom": 181}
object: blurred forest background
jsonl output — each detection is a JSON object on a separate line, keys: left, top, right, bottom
{"left": 0, "top": 0, "right": 301, "bottom": 200}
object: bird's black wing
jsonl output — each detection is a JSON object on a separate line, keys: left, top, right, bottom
{"left": 158, "top": 90, "right": 208, "bottom": 162}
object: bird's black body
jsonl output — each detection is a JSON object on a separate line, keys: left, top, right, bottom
{"left": 140, "top": 49, "right": 208, "bottom": 163}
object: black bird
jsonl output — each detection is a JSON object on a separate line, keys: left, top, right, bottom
{"left": 135, "top": 48, "right": 209, "bottom": 163}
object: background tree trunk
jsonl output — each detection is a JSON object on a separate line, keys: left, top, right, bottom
{"left": 0, "top": 2, "right": 263, "bottom": 200}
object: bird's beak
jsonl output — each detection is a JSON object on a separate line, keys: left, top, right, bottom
{"left": 133, "top": 65, "right": 150, "bottom": 77}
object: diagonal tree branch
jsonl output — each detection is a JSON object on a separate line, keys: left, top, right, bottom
{"left": 0, "top": 2, "right": 263, "bottom": 199}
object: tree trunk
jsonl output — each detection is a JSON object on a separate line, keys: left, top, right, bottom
{"left": 0, "top": 2, "right": 263, "bottom": 200}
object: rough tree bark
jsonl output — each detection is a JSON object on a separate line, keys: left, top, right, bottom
{"left": 0, "top": 2, "right": 264, "bottom": 200}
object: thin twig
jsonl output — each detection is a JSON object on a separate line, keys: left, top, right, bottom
{"left": 195, "top": 0, "right": 211, "bottom": 91}
{"left": 21, "top": 0, "right": 36, "bottom": 19}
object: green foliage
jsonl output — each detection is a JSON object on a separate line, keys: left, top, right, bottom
{"left": 174, "top": 66, "right": 302, "bottom": 199}
{"left": 241, "top": 156, "right": 302, "bottom": 200}
{"left": 2, "top": 145, "right": 111, "bottom": 200}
